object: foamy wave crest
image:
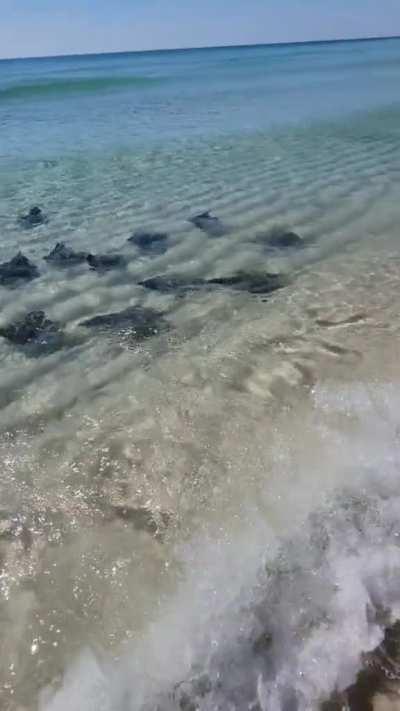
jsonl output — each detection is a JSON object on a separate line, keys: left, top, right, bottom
{"left": 41, "top": 383, "right": 400, "bottom": 711}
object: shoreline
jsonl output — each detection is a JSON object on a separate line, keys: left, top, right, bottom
{"left": 1, "top": 241, "right": 400, "bottom": 709}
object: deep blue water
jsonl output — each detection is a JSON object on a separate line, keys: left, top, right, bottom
{"left": 1, "top": 38, "right": 400, "bottom": 160}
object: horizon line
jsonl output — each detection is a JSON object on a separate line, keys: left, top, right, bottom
{"left": 1, "top": 33, "right": 399, "bottom": 63}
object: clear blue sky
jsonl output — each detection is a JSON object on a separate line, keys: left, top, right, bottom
{"left": 0, "top": 0, "right": 399, "bottom": 59}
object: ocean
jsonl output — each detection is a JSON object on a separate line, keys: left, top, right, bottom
{"left": 1, "top": 37, "right": 400, "bottom": 710}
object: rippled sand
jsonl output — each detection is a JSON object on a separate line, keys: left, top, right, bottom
{"left": 1, "top": 104, "right": 400, "bottom": 710}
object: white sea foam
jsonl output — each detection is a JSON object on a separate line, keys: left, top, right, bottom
{"left": 39, "top": 381, "right": 400, "bottom": 711}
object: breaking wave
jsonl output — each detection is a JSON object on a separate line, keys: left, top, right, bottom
{"left": 41, "top": 382, "right": 400, "bottom": 711}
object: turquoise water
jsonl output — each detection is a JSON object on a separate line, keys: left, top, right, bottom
{"left": 1, "top": 38, "right": 400, "bottom": 160}
{"left": 2, "top": 39, "right": 400, "bottom": 267}
{"left": 2, "top": 38, "right": 400, "bottom": 711}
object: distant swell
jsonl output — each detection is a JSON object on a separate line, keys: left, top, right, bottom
{"left": 0, "top": 75, "right": 164, "bottom": 100}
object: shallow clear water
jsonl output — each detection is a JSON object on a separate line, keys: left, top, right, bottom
{"left": 1, "top": 38, "right": 400, "bottom": 711}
